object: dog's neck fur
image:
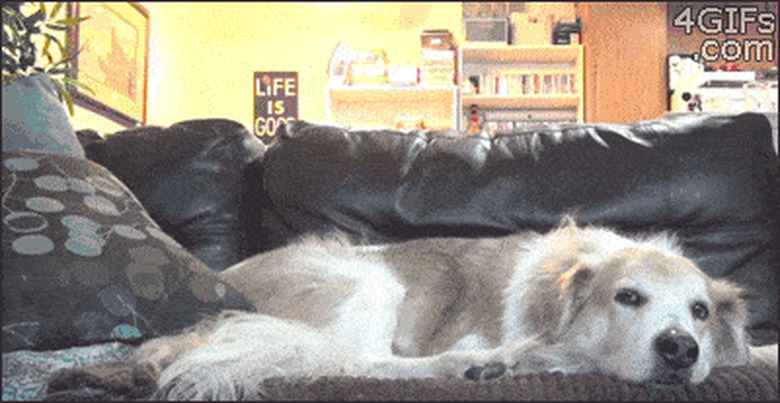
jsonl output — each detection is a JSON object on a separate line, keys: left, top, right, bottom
{"left": 383, "top": 234, "right": 535, "bottom": 356}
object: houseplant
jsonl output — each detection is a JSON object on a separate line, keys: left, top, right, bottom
{"left": 2, "top": 1, "right": 90, "bottom": 157}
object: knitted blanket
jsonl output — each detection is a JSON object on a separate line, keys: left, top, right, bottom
{"left": 258, "top": 367, "right": 778, "bottom": 401}
{"left": 43, "top": 363, "right": 777, "bottom": 401}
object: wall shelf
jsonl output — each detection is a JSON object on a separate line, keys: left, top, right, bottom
{"left": 326, "top": 85, "right": 459, "bottom": 131}
{"left": 462, "top": 94, "right": 581, "bottom": 110}
{"left": 460, "top": 44, "right": 585, "bottom": 131}
{"left": 325, "top": 45, "right": 584, "bottom": 134}
{"left": 460, "top": 43, "right": 582, "bottom": 64}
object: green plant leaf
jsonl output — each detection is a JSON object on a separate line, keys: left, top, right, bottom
{"left": 51, "top": 76, "right": 76, "bottom": 116}
{"left": 48, "top": 49, "right": 78, "bottom": 70}
{"left": 42, "top": 32, "right": 65, "bottom": 56}
{"left": 52, "top": 16, "right": 89, "bottom": 27}
{"left": 4, "top": 13, "right": 24, "bottom": 44}
{"left": 43, "top": 23, "right": 68, "bottom": 31}
{"left": 41, "top": 33, "right": 53, "bottom": 65}
{"left": 45, "top": 67, "right": 68, "bottom": 74}
{"left": 50, "top": 75, "right": 65, "bottom": 102}
{"left": 4, "top": 1, "right": 90, "bottom": 112}
{"left": 2, "top": 58, "right": 20, "bottom": 74}
{"left": 22, "top": 8, "right": 45, "bottom": 28}
{"left": 3, "top": 3, "right": 24, "bottom": 13}
{"left": 2, "top": 23, "right": 11, "bottom": 45}
{"left": 4, "top": 6, "right": 24, "bottom": 26}
{"left": 62, "top": 75, "right": 94, "bottom": 95}
{"left": 49, "top": 2, "right": 63, "bottom": 19}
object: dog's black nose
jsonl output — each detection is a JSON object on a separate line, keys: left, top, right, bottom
{"left": 654, "top": 328, "right": 699, "bottom": 369}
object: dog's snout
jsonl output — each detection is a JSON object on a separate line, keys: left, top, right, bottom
{"left": 654, "top": 328, "right": 699, "bottom": 369}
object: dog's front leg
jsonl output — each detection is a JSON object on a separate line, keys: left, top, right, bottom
{"left": 465, "top": 339, "right": 594, "bottom": 380}
{"left": 749, "top": 344, "right": 778, "bottom": 371}
{"left": 362, "top": 348, "right": 503, "bottom": 380}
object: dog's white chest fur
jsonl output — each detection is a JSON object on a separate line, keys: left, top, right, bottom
{"left": 305, "top": 248, "right": 406, "bottom": 358}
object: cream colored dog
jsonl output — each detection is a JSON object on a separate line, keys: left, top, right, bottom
{"left": 132, "top": 217, "right": 774, "bottom": 400}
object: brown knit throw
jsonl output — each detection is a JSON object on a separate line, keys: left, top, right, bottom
{"left": 45, "top": 364, "right": 777, "bottom": 401}
{"left": 259, "top": 366, "right": 778, "bottom": 401}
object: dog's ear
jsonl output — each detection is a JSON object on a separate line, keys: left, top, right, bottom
{"left": 557, "top": 214, "right": 578, "bottom": 229}
{"left": 708, "top": 278, "right": 750, "bottom": 367}
{"left": 555, "top": 263, "right": 595, "bottom": 338}
{"left": 556, "top": 263, "right": 593, "bottom": 294}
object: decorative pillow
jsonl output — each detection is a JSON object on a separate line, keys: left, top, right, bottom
{"left": 2, "top": 150, "right": 254, "bottom": 352}
{"left": 2, "top": 74, "right": 85, "bottom": 158}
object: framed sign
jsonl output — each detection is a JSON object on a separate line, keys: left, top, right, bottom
{"left": 68, "top": 2, "right": 149, "bottom": 127}
{"left": 254, "top": 72, "right": 298, "bottom": 144}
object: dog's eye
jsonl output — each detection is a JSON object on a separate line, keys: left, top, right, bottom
{"left": 692, "top": 302, "right": 709, "bottom": 321}
{"left": 614, "top": 288, "right": 645, "bottom": 307}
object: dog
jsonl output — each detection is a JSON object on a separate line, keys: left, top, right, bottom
{"left": 110, "top": 217, "right": 773, "bottom": 399}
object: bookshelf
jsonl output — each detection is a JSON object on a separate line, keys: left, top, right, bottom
{"left": 324, "top": 45, "right": 584, "bottom": 134}
{"left": 326, "top": 85, "right": 459, "bottom": 131}
{"left": 459, "top": 44, "right": 584, "bottom": 132}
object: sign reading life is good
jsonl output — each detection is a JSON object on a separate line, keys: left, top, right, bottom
{"left": 254, "top": 72, "right": 297, "bottom": 144}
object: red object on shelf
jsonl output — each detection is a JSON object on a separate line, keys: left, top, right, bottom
{"left": 716, "top": 62, "right": 740, "bottom": 71}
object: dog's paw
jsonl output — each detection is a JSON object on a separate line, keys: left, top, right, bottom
{"left": 155, "top": 364, "right": 269, "bottom": 400}
{"left": 464, "top": 362, "right": 507, "bottom": 381}
{"left": 44, "top": 362, "right": 157, "bottom": 400}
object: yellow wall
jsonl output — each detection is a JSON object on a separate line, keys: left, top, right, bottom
{"left": 69, "top": 2, "right": 578, "bottom": 134}
{"left": 70, "top": 108, "right": 129, "bottom": 134}
{"left": 141, "top": 2, "right": 462, "bottom": 132}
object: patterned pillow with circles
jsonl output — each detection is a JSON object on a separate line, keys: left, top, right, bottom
{"left": 2, "top": 150, "right": 254, "bottom": 352}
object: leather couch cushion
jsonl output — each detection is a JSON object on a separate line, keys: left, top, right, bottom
{"left": 80, "top": 119, "right": 266, "bottom": 271}
{"left": 260, "top": 113, "right": 778, "bottom": 344}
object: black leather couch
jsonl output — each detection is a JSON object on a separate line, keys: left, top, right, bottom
{"left": 30, "top": 112, "right": 778, "bottom": 400}
{"left": 256, "top": 114, "right": 779, "bottom": 346}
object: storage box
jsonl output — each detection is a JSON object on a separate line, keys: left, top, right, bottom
{"left": 511, "top": 13, "right": 548, "bottom": 45}
{"left": 421, "top": 30, "right": 456, "bottom": 50}
{"left": 465, "top": 17, "right": 510, "bottom": 43}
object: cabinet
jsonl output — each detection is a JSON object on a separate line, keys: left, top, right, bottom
{"left": 459, "top": 44, "right": 584, "bottom": 132}
{"left": 580, "top": 3, "right": 666, "bottom": 123}
{"left": 326, "top": 85, "right": 459, "bottom": 131}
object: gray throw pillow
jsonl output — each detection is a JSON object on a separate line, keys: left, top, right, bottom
{"left": 2, "top": 74, "right": 85, "bottom": 158}
{"left": 2, "top": 150, "right": 254, "bottom": 352}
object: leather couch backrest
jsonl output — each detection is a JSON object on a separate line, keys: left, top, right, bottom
{"left": 82, "top": 119, "right": 266, "bottom": 272}
{"left": 260, "top": 113, "right": 778, "bottom": 343}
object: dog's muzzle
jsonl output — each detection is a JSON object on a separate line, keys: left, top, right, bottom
{"left": 651, "top": 328, "right": 699, "bottom": 385}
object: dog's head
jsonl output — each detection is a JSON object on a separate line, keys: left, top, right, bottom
{"left": 554, "top": 242, "right": 750, "bottom": 386}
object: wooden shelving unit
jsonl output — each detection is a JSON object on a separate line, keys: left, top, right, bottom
{"left": 461, "top": 43, "right": 582, "bottom": 64}
{"left": 461, "top": 94, "right": 581, "bottom": 110}
{"left": 459, "top": 44, "right": 585, "bottom": 130}
{"left": 324, "top": 45, "right": 584, "bottom": 134}
{"left": 326, "top": 85, "right": 459, "bottom": 131}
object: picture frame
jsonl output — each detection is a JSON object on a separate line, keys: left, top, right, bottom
{"left": 67, "top": 2, "right": 149, "bottom": 127}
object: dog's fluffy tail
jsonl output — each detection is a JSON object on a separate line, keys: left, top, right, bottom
{"left": 147, "top": 311, "right": 364, "bottom": 400}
